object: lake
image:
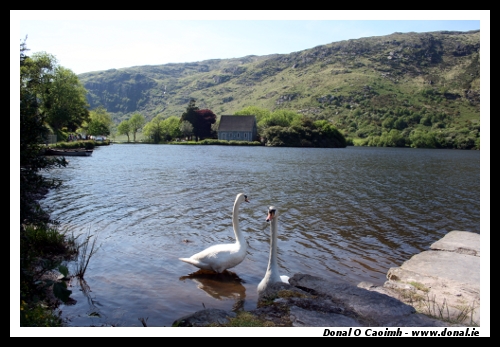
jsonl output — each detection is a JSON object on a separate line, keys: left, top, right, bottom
{"left": 39, "top": 144, "right": 480, "bottom": 327}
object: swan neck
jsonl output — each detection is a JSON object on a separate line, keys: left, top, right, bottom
{"left": 233, "top": 199, "right": 244, "bottom": 243}
{"left": 267, "top": 216, "right": 279, "bottom": 271}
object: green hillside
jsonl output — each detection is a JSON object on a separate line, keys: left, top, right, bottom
{"left": 78, "top": 30, "right": 480, "bottom": 148}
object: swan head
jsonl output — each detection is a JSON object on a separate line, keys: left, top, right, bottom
{"left": 266, "top": 206, "right": 277, "bottom": 222}
{"left": 236, "top": 193, "right": 250, "bottom": 204}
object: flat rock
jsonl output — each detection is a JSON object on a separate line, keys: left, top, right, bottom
{"left": 171, "top": 230, "right": 480, "bottom": 327}
{"left": 430, "top": 230, "right": 480, "bottom": 256}
{"left": 383, "top": 230, "right": 480, "bottom": 325}
{"left": 285, "top": 274, "right": 449, "bottom": 327}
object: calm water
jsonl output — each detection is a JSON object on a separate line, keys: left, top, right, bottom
{"left": 40, "top": 144, "right": 480, "bottom": 327}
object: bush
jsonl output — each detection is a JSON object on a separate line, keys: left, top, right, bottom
{"left": 20, "top": 223, "right": 76, "bottom": 327}
{"left": 178, "top": 139, "right": 262, "bottom": 146}
{"left": 49, "top": 140, "right": 97, "bottom": 150}
{"left": 20, "top": 300, "right": 63, "bottom": 327}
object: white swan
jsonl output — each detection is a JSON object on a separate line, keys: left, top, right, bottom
{"left": 179, "top": 193, "right": 250, "bottom": 273}
{"left": 257, "top": 206, "right": 290, "bottom": 294}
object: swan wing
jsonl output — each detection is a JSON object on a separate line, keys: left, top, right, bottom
{"left": 180, "top": 242, "right": 247, "bottom": 273}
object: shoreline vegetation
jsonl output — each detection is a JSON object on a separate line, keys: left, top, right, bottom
{"left": 54, "top": 137, "right": 480, "bottom": 149}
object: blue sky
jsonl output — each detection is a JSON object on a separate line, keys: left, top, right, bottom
{"left": 14, "top": 10, "right": 487, "bottom": 75}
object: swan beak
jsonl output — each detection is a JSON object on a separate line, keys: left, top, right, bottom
{"left": 244, "top": 197, "right": 250, "bottom": 203}
{"left": 266, "top": 211, "right": 274, "bottom": 222}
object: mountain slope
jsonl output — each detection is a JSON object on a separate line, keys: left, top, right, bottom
{"left": 78, "top": 30, "right": 480, "bottom": 144}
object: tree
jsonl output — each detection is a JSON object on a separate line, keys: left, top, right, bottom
{"left": 25, "top": 52, "right": 90, "bottom": 137}
{"left": 87, "top": 106, "right": 112, "bottom": 136}
{"left": 180, "top": 121, "right": 194, "bottom": 140}
{"left": 20, "top": 38, "right": 68, "bottom": 226}
{"left": 87, "top": 121, "right": 110, "bottom": 136}
{"left": 20, "top": 39, "right": 81, "bottom": 325}
{"left": 234, "top": 106, "right": 271, "bottom": 123}
{"left": 44, "top": 65, "right": 90, "bottom": 132}
{"left": 180, "top": 99, "right": 200, "bottom": 140}
{"left": 164, "top": 116, "right": 182, "bottom": 141}
{"left": 314, "top": 120, "right": 347, "bottom": 147}
{"left": 179, "top": 100, "right": 217, "bottom": 141}
{"left": 260, "top": 116, "right": 347, "bottom": 148}
{"left": 409, "top": 129, "right": 438, "bottom": 148}
{"left": 117, "top": 120, "right": 131, "bottom": 142}
{"left": 143, "top": 114, "right": 167, "bottom": 143}
{"left": 194, "top": 109, "right": 217, "bottom": 140}
{"left": 259, "top": 109, "right": 299, "bottom": 129}
{"left": 379, "top": 129, "right": 406, "bottom": 147}
{"left": 129, "top": 113, "right": 145, "bottom": 142}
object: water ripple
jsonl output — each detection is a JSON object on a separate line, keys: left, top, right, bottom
{"left": 40, "top": 144, "right": 480, "bottom": 327}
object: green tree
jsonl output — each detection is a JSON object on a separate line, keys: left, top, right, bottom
{"left": 180, "top": 99, "right": 215, "bottom": 141}
{"left": 44, "top": 64, "right": 90, "bottom": 132}
{"left": 143, "top": 114, "right": 167, "bottom": 143}
{"left": 20, "top": 39, "right": 67, "bottom": 226}
{"left": 272, "top": 109, "right": 301, "bottom": 126}
{"left": 117, "top": 120, "right": 131, "bottom": 142}
{"left": 129, "top": 113, "right": 146, "bottom": 142}
{"left": 257, "top": 109, "right": 300, "bottom": 139}
{"left": 394, "top": 117, "right": 408, "bottom": 131}
{"left": 194, "top": 109, "right": 217, "bottom": 140}
{"left": 20, "top": 38, "right": 72, "bottom": 326}
{"left": 314, "top": 120, "right": 347, "bottom": 147}
{"left": 87, "top": 106, "right": 112, "bottom": 136}
{"left": 409, "top": 129, "right": 437, "bottom": 148}
{"left": 88, "top": 121, "right": 110, "bottom": 136}
{"left": 180, "top": 120, "right": 194, "bottom": 140}
{"left": 261, "top": 118, "right": 346, "bottom": 148}
{"left": 164, "top": 116, "right": 182, "bottom": 140}
{"left": 382, "top": 117, "right": 395, "bottom": 129}
{"left": 180, "top": 99, "right": 199, "bottom": 139}
{"left": 234, "top": 106, "right": 271, "bottom": 123}
{"left": 379, "top": 129, "right": 406, "bottom": 147}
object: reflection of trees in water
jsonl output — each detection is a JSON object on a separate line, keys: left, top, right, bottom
{"left": 179, "top": 269, "right": 247, "bottom": 308}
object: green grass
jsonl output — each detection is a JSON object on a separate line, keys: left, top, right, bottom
{"left": 110, "top": 133, "right": 146, "bottom": 143}
{"left": 203, "top": 311, "right": 276, "bottom": 327}
{"left": 73, "top": 226, "right": 100, "bottom": 279}
{"left": 409, "top": 281, "right": 430, "bottom": 293}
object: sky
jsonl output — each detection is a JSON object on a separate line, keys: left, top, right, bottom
{"left": 13, "top": 10, "right": 487, "bottom": 75}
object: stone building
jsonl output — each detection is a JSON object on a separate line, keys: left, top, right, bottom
{"left": 217, "top": 115, "right": 257, "bottom": 142}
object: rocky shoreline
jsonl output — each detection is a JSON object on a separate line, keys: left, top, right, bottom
{"left": 172, "top": 230, "right": 480, "bottom": 327}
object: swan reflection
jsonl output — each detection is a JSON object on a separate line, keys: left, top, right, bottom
{"left": 179, "top": 269, "right": 246, "bottom": 302}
